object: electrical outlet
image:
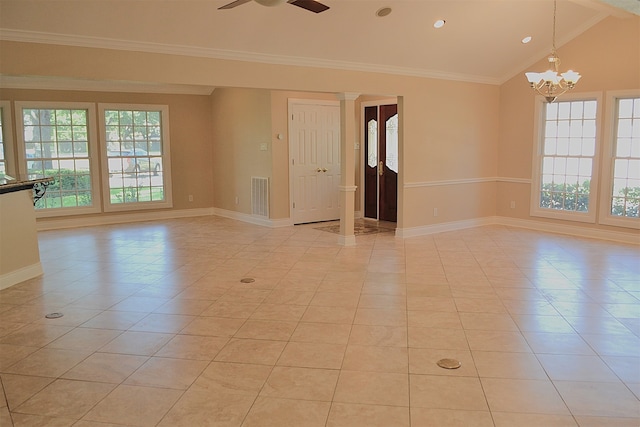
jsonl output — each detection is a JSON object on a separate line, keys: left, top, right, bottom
{"left": 433, "top": 207, "right": 438, "bottom": 217}
{"left": 510, "top": 201, "right": 516, "bottom": 209}
{"left": 188, "top": 195, "right": 193, "bottom": 202}
{"left": 235, "top": 196, "right": 239, "bottom": 205}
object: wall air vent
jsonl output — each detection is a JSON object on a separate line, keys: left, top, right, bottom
{"left": 251, "top": 176, "right": 269, "bottom": 217}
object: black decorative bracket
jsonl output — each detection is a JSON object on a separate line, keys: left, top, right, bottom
{"left": 32, "top": 181, "right": 51, "bottom": 206}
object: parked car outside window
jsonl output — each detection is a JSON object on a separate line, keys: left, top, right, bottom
{"left": 108, "top": 148, "right": 161, "bottom": 176}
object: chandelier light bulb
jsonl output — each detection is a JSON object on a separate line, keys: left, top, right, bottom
{"left": 525, "top": 72, "right": 541, "bottom": 84}
{"left": 541, "top": 70, "right": 560, "bottom": 84}
{"left": 561, "top": 70, "right": 582, "bottom": 84}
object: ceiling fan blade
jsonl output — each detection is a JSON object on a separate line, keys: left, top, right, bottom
{"left": 288, "top": 0, "right": 329, "bottom": 13}
{"left": 218, "top": 0, "right": 252, "bottom": 10}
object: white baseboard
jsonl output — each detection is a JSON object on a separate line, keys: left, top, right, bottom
{"left": 34, "top": 207, "right": 639, "bottom": 245}
{"left": 36, "top": 208, "right": 215, "bottom": 231}
{"left": 338, "top": 234, "right": 357, "bottom": 246}
{"left": 35, "top": 207, "right": 295, "bottom": 231}
{"left": 212, "top": 208, "right": 294, "bottom": 228}
{"left": 395, "top": 217, "right": 496, "bottom": 238}
{"left": 496, "top": 216, "right": 640, "bottom": 245}
{"left": 270, "top": 217, "right": 295, "bottom": 228}
{"left": 0, "top": 262, "right": 43, "bottom": 290}
{"left": 396, "top": 215, "right": 639, "bottom": 245}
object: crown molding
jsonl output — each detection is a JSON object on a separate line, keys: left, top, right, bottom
{"left": 0, "top": 29, "right": 501, "bottom": 86}
{"left": 0, "top": 75, "right": 215, "bottom": 95}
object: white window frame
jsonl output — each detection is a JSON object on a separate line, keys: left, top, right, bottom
{"left": 0, "top": 100, "right": 16, "bottom": 177}
{"left": 599, "top": 89, "right": 640, "bottom": 229}
{"left": 530, "top": 92, "right": 602, "bottom": 223}
{"left": 98, "top": 103, "right": 173, "bottom": 212}
{"left": 15, "top": 101, "right": 101, "bottom": 217}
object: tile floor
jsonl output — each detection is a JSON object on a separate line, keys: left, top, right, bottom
{"left": 0, "top": 216, "right": 639, "bottom": 426}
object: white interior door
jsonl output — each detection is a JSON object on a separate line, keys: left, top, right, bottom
{"left": 290, "top": 100, "right": 340, "bottom": 224}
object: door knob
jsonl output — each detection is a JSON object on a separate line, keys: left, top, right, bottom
{"left": 316, "top": 168, "right": 322, "bottom": 172}
{"left": 322, "top": 168, "right": 327, "bottom": 173}
{"left": 379, "top": 161, "right": 384, "bottom": 176}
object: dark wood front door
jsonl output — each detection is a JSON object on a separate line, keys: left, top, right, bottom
{"left": 363, "top": 104, "right": 398, "bottom": 222}
{"left": 379, "top": 104, "right": 398, "bottom": 222}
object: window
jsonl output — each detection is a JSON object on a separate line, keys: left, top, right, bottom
{"left": 0, "top": 101, "right": 14, "bottom": 176}
{"left": 600, "top": 92, "right": 640, "bottom": 228}
{"left": 0, "top": 102, "right": 7, "bottom": 175}
{"left": 386, "top": 113, "right": 399, "bottom": 173}
{"left": 610, "top": 97, "right": 640, "bottom": 218}
{"left": 15, "top": 102, "right": 99, "bottom": 216}
{"left": 531, "top": 95, "right": 601, "bottom": 223}
{"left": 99, "top": 104, "right": 172, "bottom": 211}
{"left": 367, "top": 119, "right": 377, "bottom": 168}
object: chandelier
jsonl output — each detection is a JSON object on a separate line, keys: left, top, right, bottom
{"left": 525, "top": 0, "right": 581, "bottom": 103}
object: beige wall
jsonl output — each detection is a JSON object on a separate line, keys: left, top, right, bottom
{"left": 210, "top": 88, "right": 272, "bottom": 214}
{"left": 2, "top": 16, "right": 635, "bottom": 235}
{"left": 498, "top": 15, "right": 640, "bottom": 231}
{"left": 211, "top": 89, "right": 362, "bottom": 220}
{"left": 0, "top": 40, "right": 506, "bottom": 230}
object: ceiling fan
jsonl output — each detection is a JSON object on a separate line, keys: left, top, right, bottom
{"left": 219, "top": 0, "right": 329, "bottom": 13}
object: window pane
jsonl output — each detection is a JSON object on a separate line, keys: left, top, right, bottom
{"left": 539, "top": 100, "right": 597, "bottom": 213}
{"left": 22, "top": 108, "right": 93, "bottom": 210}
{"left": 386, "top": 114, "right": 398, "bottom": 173}
{"left": 105, "top": 108, "right": 167, "bottom": 206}
{"left": 0, "top": 107, "right": 5, "bottom": 174}
{"left": 583, "top": 100, "right": 598, "bottom": 119}
{"left": 610, "top": 97, "right": 640, "bottom": 218}
{"left": 558, "top": 102, "right": 571, "bottom": 119}
{"left": 367, "top": 119, "right": 377, "bottom": 168}
{"left": 618, "top": 99, "right": 634, "bottom": 118}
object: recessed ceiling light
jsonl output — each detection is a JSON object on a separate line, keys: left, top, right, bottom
{"left": 434, "top": 19, "right": 446, "bottom": 29}
{"left": 376, "top": 7, "right": 392, "bottom": 17}
{"left": 522, "top": 36, "right": 532, "bottom": 44}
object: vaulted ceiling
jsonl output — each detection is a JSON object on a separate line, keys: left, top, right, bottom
{"left": 0, "top": 0, "right": 637, "bottom": 86}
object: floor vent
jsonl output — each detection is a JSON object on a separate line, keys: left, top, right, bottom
{"left": 251, "top": 177, "right": 269, "bottom": 217}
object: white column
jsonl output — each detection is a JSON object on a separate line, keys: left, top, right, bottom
{"left": 337, "top": 92, "right": 359, "bottom": 246}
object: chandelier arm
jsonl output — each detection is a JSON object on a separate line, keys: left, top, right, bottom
{"left": 531, "top": 81, "right": 570, "bottom": 99}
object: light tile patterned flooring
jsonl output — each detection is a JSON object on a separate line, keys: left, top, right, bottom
{"left": 0, "top": 216, "right": 639, "bottom": 426}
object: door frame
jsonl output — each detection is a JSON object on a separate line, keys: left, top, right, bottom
{"left": 288, "top": 98, "right": 341, "bottom": 224}
{"left": 360, "top": 98, "right": 398, "bottom": 222}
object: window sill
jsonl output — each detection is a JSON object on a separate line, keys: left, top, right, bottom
{"left": 530, "top": 207, "right": 596, "bottom": 224}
